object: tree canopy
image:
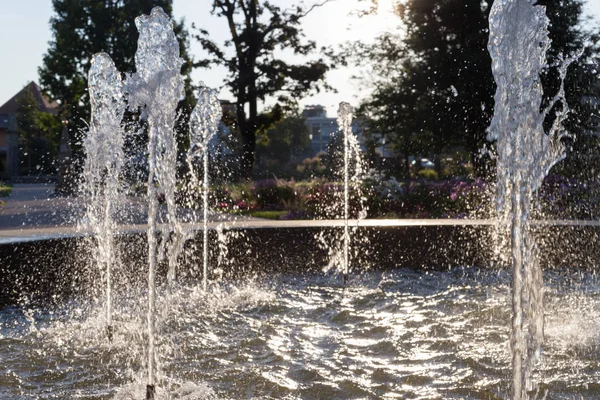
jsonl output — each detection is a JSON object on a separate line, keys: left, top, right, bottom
{"left": 355, "top": 0, "right": 600, "bottom": 178}
{"left": 16, "top": 89, "right": 62, "bottom": 175}
{"left": 256, "top": 114, "right": 311, "bottom": 169}
{"left": 39, "top": 0, "right": 194, "bottom": 153}
{"left": 194, "top": 0, "right": 333, "bottom": 179}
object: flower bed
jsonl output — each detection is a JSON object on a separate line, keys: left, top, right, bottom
{"left": 200, "top": 174, "right": 600, "bottom": 221}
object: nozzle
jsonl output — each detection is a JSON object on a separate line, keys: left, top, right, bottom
{"left": 146, "top": 384, "right": 155, "bottom": 400}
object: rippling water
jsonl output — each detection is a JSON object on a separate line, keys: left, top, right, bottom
{"left": 1, "top": 267, "right": 599, "bottom": 399}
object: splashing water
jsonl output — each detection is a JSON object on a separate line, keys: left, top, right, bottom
{"left": 487, "top": 0, "right": 576, "bottom": 398}
{"left": 317, "top": 102, "right": 367, "bottom": 281}
{"left": 126, "top": 7, "right": 185, "bottom": 395}
{"left": 83, "top": 52, "right": 126, "bottom": 336}
{"left": 339, "top": 102, "right": 353, "bottom": 282}
{"left": 81, "top": 8, "right": 230, "bottom": 396}
{"left": 8, "top": 267, "right": 600, "bottom": 399}
{"left": 188, "top": 87, "right": 222, "bottom": 291}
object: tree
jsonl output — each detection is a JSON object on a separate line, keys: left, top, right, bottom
{"left": 540, "top": 0, "right": 600, "bottom": 179}
{"left": 355, "top": 0, "right": 494, "bottom": 177}
{"left": 355, "top": 0, "right": 599, "bottom": 178}
{"left": 256, "top": 114, "right": 310, "bottom": 169}
{"left": 16, "top": 89, "right": 62, "bottom": 175}
{"left": 39, "top": 0, "right": 194, "bottom": 155}
{"left": 16, "top": 90, "right": 40, "bottom": 175}
{"left": 194, "top": 0, "right": 332, "bottom": 179}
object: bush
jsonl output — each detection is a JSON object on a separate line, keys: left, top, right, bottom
{"left": 280, "top": 210, "right": 310, "bottom": 220}
{"left": 361, "top": 173, "right": 491, "bottom": 219}
{"left": 537, "top": 174, "right": 600, "bottom": 219}
{"left": 0, "top": 182, "right": 13, "bottom": 197}
{"left": 418, "top": 168, "right": 438, "bottom": 180}
{"left": 251, "top": 179, "right": 295, "bottom": 209}
{"left": 303, "top": 181, "right": 366, "bottom": 219}
{"left": 296, "top": 155, "right": 326, "bottom": 179}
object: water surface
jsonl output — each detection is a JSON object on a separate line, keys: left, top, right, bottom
{"left": 1, "top": 267, "right": 599, "bottom": 399}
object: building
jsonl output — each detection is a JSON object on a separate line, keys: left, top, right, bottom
{"left": 0, "top": 82, "right": 60, "bottom": 178}
{"left": 302, "top": 105, "right": 369, "bottom": 156}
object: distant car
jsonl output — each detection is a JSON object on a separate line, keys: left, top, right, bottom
{"left": 411, "top": 158, "right": 435, "bottom": 168}
{"left": 421, "top": 158, "right": 435, "bottom": 168}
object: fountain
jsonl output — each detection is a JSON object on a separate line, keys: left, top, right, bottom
{"left": 119, "top": 7, "right": 186, "bottom": 397}
{"left": 83, "top": 52, "right": 127, "bottom": 340}
{"left": 188, "top": 87, "right": 223, "bottom": 292}
{"left": 339, "top": 102, "right": 360, "bottom": 283}
{"left": 487, "top": 0, "right": 577, "bottom": 397}
{"left": 313, "top": 102, "right": 368, "bottom": 281}
{"left": 1, "top": 3, "right": 599, "bottom": 400}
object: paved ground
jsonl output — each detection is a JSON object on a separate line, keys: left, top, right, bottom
{"left": 0, "top": 183, "right": 261, "bottom": 242}
{"left": 0, "top": 184, "right": 586, "bottom": 241}
{"left": 0, "top": 183, "right": 83, "bottom": 229}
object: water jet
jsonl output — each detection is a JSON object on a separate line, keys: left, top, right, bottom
{"left": 0, "top": 3, "right": 597, "bottom": 399}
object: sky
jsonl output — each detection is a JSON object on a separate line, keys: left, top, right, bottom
{"left": 0, "top": 0, "right": 599, "bottom": 117}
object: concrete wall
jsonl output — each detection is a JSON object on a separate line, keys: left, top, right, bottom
{"left": 1, "top": 223, "right": 599, "bottom": 306}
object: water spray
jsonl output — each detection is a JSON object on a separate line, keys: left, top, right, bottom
{"left": 337, "top": 102, "right": 353, "bottom": 285}
{"left": 487, "top": 0, "right": 576, "bottom": 396}
{"left": 189, "top": 87, "right": 223, "bottom": 291}
{"left": 126, "top": 7, "right": 185, "bottom": 394}
{"left": 84, "top": 52, "right": 125, "bottom": 342}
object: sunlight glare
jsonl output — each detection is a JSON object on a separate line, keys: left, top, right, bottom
{"left": 374, "top": 0, "right": 399, "bottom": 15}
{"left": 363, "top": 0, "right": 401, "bottom": 36}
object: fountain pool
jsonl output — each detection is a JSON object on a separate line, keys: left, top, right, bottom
{"left": 1, "top": 267, "right": 600, "bottom": 399}
{"left": 0, "top": 1, "right": 597, "bottom": 398}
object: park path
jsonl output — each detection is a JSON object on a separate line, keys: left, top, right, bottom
{"left": 0, "top": 183, "right": 251, "bottom": 233}
{"left": 0, "top": 183, "right": 84, "bottom": 230}
{"left": 6, "top": 183, "right": 56, "bottom": 201}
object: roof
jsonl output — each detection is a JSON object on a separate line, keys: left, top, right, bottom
{"left": 0, "top": 82, "right": 60, "bottom": 115}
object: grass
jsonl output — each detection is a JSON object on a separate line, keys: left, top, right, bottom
{"left": 247, "top": 210, "right": 287, "bottom": 220}
{"left": 0, "top": 182, "right": 12, "bottom": 197}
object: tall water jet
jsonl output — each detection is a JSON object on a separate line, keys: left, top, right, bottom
{"left": 316, "top": 102, "right": 367, "bottom": 282}
{"left": 126, "top": 7, "right": 184, "bottom": 398}
{"left": 188, "top": 87, "right": 222, "bottom": 291}
{"left": 82, "top": 52, "right": 126, "bottom": 340}
{"left": 487, "top": 0, "right": 575, "bottom": 397}
{"left": 338, "top": 102, "right": 353, "bottom": 283}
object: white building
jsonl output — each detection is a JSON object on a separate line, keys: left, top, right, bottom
{"left": 302, "top": 105, "right": 396, "bottom": 160}
{"left": 302, "top": 105, "right": 368, "bottom": 156}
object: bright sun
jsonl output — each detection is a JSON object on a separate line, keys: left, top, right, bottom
{"left": 360, "top": 0, "right": 401, "bottom": 36}
{"left": 374, "top": 0, "right": 400, "bottom": 15}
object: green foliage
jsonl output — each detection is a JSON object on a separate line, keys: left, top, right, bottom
{"left": 303, "top": 181, "right": 365, "bottom": 219}
{"left": 16, "top": 90, "right": 39, "bottom": 164}
{"left": 354, "top": 0, "right": 599, "bottom": 178}
{"left": 247, "top": 210, "right": 287, "bottom": 220}
{"left": 536, "top": 175, "right": 600, "bottom": 219}
{"left": 251, "top": 179, "right": 295, "bottom": 209}
{"left": 206, "top": 176, "right": 497, "bottom": 219}
{"left": 257, "top": 114, "right": 311, "bottom": 168}
{"left": 39, "top": 0, "right": 194, "bottom": 156}
{"left": 418, "top": 168, "right": 438, "bottom": 181}
{"left": 355, "top": 0, "right": 494, "bottom": 176}
{"left": 538, "top": 1, "right": 600, "bottom": 179}
{"left": 16, "top": 89, "right": 62, "bottom": 174}
{"left": 0, "top": 182, "right": 12, "bottom": 197}
{"left": 295, "top": 155, "right": 327, "bottom": 179}
{"left": 194, "top": 0, "right": 333, "bottom": 178}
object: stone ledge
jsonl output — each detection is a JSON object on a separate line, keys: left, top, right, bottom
{"left": 0, "top": 220, "right": 598, "bottom": 306}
